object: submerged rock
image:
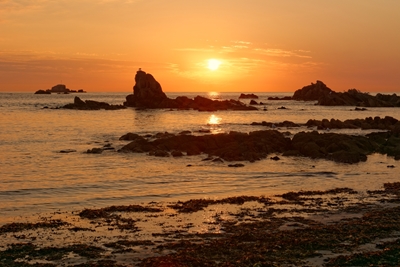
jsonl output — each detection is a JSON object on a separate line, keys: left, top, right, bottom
{"left": 124, "top": 69, "right": 257, "bottom": 111}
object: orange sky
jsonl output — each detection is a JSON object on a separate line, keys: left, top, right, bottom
{"left": 1, "top": 1, "right": 399, "bottom": 93}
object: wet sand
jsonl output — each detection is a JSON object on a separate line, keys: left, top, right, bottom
{"left": 1, "top": 183, "right": 400, "bottom": 266}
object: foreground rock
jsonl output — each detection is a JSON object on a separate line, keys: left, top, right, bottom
{"left": 119, "top": 130, "right": 290, "bottom": 162}
{"left": 124, "top": 69, "right": 257, "bottom": 111}
{"left": 63, "top": 96, "right": 126, "bottom": 110}
{"left": 293, "top": 80, "right": 400, "bottom": 107}
{"left": 118, "top": 129, "right": 400, "bottom": 163}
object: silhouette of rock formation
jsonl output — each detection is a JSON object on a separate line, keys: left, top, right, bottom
{"left": 239, "top": 93, "right": 258, "bottom": 99}
{"left": 124, "top": 69, "right": 257, "bottom": 111}
{"left": 62, "top": 96, "right": 126, "bottom": 110}
{"left": 118, "top": 128, "right": 400, "bottom": 163}
{"left": 293, "top": 80, "right": 400, "bottom": 107}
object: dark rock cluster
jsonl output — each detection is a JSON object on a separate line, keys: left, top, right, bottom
{"left": 305, "top": 116, "right": 400, "bottom": 130}
{"left": 239, "top": 93, "right": 258, "bottom": 99}
{"left": 251, "top": 116, "right": 400, "bottom": 131}
{"left": 124, "top": 69, "right": 257, "bottom": 111}
{"left": 293, "top": 80, "right": 400, "bottom": 107}
{"left": 62, "top": 96, "right": 126, "bottom": 110}
{"left": 117, "top": 128, "right": 400, "bottom": 164}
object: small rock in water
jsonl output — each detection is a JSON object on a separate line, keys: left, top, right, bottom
{"left": 270, "top": 156, "right": 280, "bottom": 161}
{"left": 59, "top": 149, "right": 77, "bottom": 153}
{"left": 228, "top": 163, "right": 245, "bottom": 167}
{"left": 212, "top": 157, "right": 224, "bottom": 163}
{"left": 87, "top": 148, "right": 103, "bottom": 154}
{"left": 387, "top": 165, "right": 395, "bottom": 168}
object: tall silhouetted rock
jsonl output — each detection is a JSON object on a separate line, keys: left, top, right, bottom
{"left": 129, "top": 69, "right": 169, "bottom": 108}
{"left": 124, "top": 69, "right": 257, "bottom": 111}
{"left": 292, "top": 80, "right": 333, "bottom": 101}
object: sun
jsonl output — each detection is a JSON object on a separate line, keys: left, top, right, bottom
{"left": 207, "top": 59, "right": 221, "bottom": 71}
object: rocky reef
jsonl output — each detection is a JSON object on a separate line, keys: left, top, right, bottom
{"left": 117, "top": 126, "right": 400, "bottom": 163}
{"left": 124, "top": 69, "right": 257, "bottom": 111}
{"left": 293, "top": 80, "right": 400, "bottom": 107}
{"left": 35, "top": 84, "right": 86, "bottom": 94}
{"left": 239, "top": 93, "right": 258, "bottom": 99}
{"left": 62, "top": 96, "right": 126, "bottom": 110}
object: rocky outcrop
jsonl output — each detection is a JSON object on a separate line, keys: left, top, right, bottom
{"left": 34, "top": 84, "right": 86, "bottom": 94}
{"left": 118, "top": 128, "right": 400, "bottom": 163}
{"left": 124, "top": 69, "right": 257, "bottom": 111}
{"left": 34, "top": 89, "right": 51, "bottom": 94}
{"left": 293, "top": 81, "right": 400, "bottom": 107}
{"left": 251, "top": 116, "right": 400, "bottom": 131}
{"left": 251, "top": 121, "right": 300, "bottom": 128}
{"left": 305, "top": 116, "right": 400, "bottom": 130}
{"left": 63, "top": 96, "right": 126, "bottom": 110}
{"left": 239, "top": 93, "right": 258, "bottom": 99}
{"left": 119, "top": 130, "right": 291, "bottom": 162}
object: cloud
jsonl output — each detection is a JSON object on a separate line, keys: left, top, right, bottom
{"left": 0, "top": 50, "right": 137, "bottom": 76}
{"left": 253, "top": 48, "right": 312, "bottom": 59}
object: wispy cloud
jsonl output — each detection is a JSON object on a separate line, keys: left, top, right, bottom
{"left": 254, "top": 48, "right": 312, "bottom": 59}
{"left": 171, "top": 40, "right": 318, "bottom": 80}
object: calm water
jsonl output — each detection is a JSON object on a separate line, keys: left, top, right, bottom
{"left": 0, "top": 92, "right": 399, "bottom": 223}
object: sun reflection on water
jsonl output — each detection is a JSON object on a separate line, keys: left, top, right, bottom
{"left": 206, "top": 114, "right": 223, "bottom": 134}
{"left": 207, "top": 114, "right": 221, "bottom": 125}
{"left": 207, "top": 91, "right": 220, "bottom": 100}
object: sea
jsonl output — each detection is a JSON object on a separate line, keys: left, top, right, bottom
{"left": 1, "top": 91, "right": 399, "bottom": 224}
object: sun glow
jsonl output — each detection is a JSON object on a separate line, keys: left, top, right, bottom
{"left": 207, "top": 59, "right": 221, "bottom": 71}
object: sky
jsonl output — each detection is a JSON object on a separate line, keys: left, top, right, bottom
{"left": 1, "top": 0, "right": 399, "bottom": 93}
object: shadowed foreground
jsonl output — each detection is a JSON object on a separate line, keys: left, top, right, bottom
{"left": 1, "top": 183, "right": 400, "bottom": 266}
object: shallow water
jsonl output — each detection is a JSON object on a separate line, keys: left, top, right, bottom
{"left": 0, "top": 92, "right": 399, "bottom": 223}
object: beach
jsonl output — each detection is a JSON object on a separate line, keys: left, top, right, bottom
{"left": 1, "top": 182, "right": 400, "bottom": 266}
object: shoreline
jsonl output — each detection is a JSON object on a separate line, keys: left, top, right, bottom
{"left": 1, "top": 183, "right": 400, "bottom": 266}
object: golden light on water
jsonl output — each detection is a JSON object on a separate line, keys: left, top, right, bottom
{"left": 208, "top": 91, "right": 220, "bottom": 100}
{"left": 207, "top": 114, "right": 222, "bottom": 125}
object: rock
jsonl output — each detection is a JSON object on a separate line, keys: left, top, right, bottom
{"left": 239, "top": 93, "right": 258, "bottom": 99}
{"left": 119, "top": 133, "right": 142, "bottom": 141}
{"left": 63, "top": 96, "right": 126, "bottom": 110}
{"left": 87, "top": 148, "right": 103, "bottom": 154}
{"left": 305, "top": 116, "right": 399, "bottom": 131}
{"left": 59, "top": 149, "right": 77, "bottom": 153}
{"left": 250, "top": 100, "right": 258, "bottom": 105}
{"left": 268, "top": 96, "right": 292, "bottom": 100}
{"left": 119, "top": 130, "right": 291, "bottom": 162}
{"left": 251, "top": 120, "right": 300, "bottom": 128}
{"left": 179, "top": 130, "right": 192, "bottom": 135}
{"left": 354, "top": 107, "right": 367, "bottom": 111}
{"left": 124, "top": 69, "right": 257, "bottom": 111}
{"left": 293, "top": 80, "right": 400, "bottom": 107}
{"left": 34, "top": 89, "right": 51, "bottom": 94}
{"left": 149, "top": 150, "right": 169, "bottom": 157}
{"left": 277, "top": 106, "right": 287, "bottom": 110}
{"left": 228, "top": 163, "right": 245, "bottom": 167}
{"left": 270, "top": 156, "right": 280, "bottom": 161}
{"left": 212, "top": 157, "right": 224, "bottom": 163}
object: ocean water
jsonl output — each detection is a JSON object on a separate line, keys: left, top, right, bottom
{"left": 0, "top": 92, "right": 399, "bottom": 223}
